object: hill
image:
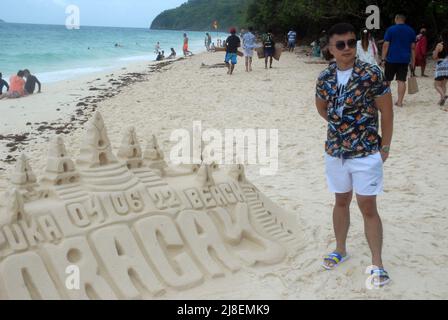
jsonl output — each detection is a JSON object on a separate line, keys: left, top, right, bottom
{"left": 150, "top": 0, "right": 251, "bottom": 31}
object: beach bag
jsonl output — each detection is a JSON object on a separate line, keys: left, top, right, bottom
{"left": 255, "top": 46, "right": 265, "bottom": 59}
{"left": 408, "top": 76, "right": 419, "bottom": 95}
{"left": 273, "top": 43, "right": 284, "bottom": 61}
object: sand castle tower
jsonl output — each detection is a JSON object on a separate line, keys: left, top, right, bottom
{"left": 2, "top": 188, "right": 26, "bottom": 223}
{"left": 77, "top": 111, "right": 118, "bottom": 169}
{"left": 144, "top": 134, "right": 167, "bottom": 175}
{"left": 117, "top": 127, "right": 143, "bottom": 169}
{"left": 10, "top": 154, "right": 38, "bottom": 192}
{"left": 228, "top": 163, "right": 247, "bottom": 183}
{"left": 196, "top": 163, "right": 216, "bottom": 186}
{"left": 42, "top": 136, "right": 79, "bottom": 185}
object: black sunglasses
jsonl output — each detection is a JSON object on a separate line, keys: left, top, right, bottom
{"left": 333, "top": 39, "right": 357, "bottom": 51}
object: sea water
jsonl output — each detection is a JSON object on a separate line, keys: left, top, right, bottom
{"left": 0, "top": 23, "right": 227, "bottom": 83}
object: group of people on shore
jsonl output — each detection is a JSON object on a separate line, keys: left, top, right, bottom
{"left": 0, "top": 69, "right": 41, "bottom": 100}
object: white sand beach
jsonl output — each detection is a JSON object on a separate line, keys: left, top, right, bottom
{"left": 0, "top": 50, "right": 447, "bottom": 299}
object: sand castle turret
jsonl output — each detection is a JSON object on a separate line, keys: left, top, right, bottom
{"left": 10, "top": 154, "right": 38, "bottom": 191}
{"left": 77, "top": 111, "right": 118, "bottom": 168}
{"left": 43, "top": 136, "right": 79, "bottom": 185}
{"left": 228, "top": 163, "right": 247, "bottom": 183}
{"left": 117, "top": 127, "right": 143, "bottom": 169}
{"left": 196, "top": 163, "right": 216, "bottom": 186}
{"left": 3, "top": 188, "right": 26, "bottom": 223}
{"left": 144, "top": 134, "right": 167, "bottom": 175}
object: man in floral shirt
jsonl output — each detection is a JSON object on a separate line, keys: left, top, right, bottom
{"left": 315, "top": 23, "right": 394, "bottom": 287}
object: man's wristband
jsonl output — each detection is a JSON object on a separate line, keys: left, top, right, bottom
{"left": 381, "top": 145, "right": 390, "bottom": 153}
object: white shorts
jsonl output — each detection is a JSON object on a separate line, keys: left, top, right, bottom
{"left": 325, "top": 152, "right": 384, "bottom": 196}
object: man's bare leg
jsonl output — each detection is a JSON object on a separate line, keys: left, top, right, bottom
{"left": 245, "top": 57, "right": 249, "bottom": 72}
{"left": 324, "top": 192, "right": 352, "bottom": 268}
{"left": 356, "top": 194, "right": 383, "bottom": 268}
{"left": 396, "top": 80, "right": 406, "bottom": 107}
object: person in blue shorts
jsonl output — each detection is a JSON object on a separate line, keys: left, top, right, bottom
{"left": 224, "top": 27, "right": 241, "bottom": 75}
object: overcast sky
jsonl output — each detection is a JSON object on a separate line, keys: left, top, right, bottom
{"left": 0, "top": 0, "right": 187, "bottom": 28}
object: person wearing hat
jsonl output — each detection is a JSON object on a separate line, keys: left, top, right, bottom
{"left": 357, "top": 29, "right": 379, "bottom": 65}
{"left": 224, "top": 27, "right": 241, "bottom": 75}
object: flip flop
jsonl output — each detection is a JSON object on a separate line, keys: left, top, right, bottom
{"left": 369, "top": 268, "right": 391, "bottom": 287}
{"left": 322, "top": 252, "right": 350, "bottom": 270}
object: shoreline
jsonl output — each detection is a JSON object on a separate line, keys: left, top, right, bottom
{"left": 0, "top": 55, "right": 188, "bottom": 167}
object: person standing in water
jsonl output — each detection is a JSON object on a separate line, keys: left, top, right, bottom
{"left": 183, "top": 33, "right": 193, "bottom": 57}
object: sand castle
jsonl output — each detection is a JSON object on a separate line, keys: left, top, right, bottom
{"left": 0, "top": 111, "right": 302, "bottom": 300}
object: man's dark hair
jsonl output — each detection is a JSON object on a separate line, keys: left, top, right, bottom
{"left": 395, "top": 14, "right": 406, "bottom": 21}
{"left": 17, "top": 70, "right": 25, "bottom": 77}
{"left": 0, "top": 72, "right": 2, "bottom": 78}
{"left": 328, "top": 23, "right": 356, "bottom": 38}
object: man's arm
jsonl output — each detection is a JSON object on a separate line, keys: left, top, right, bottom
{"left": 410, "top": 42, "right": 416, "bottom": 68}
{"left": 315, "top": 97, "right": 328, "bottom": 122}
{"left": 36, "top": 78, "right": 42, "bottom": 93}
{"left": 381, "top": 41, "right": 390, "bottom": 64}
{"left": 375, "top": 92, "right": 394, "bottom": 162}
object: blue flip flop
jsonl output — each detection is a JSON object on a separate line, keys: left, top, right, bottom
{"left": 322, "top": 252, "right": 350, "bottom": 270}
{"left": 369, "top": 268, "right": 391, "bottom": 287}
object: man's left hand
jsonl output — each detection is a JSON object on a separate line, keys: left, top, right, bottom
{"left": 380, "top": 151, "right": 389, "bottom": 163}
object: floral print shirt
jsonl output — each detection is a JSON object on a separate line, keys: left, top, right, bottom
{"left": 316, "top": 59, "right": 391, "bottom": 159}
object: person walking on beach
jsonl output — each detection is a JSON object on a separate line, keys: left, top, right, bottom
{"left": 287, "top": 28, "right": 297, "bottom": 52}
{"left": 183, "top": 33, "right": 193, "bottom": 57}
{"left": 154, "top": 42, "right": 161, "bottom": 54}
{"left": 315, "top": 23, "right": 394, "bottom": 287}
{"left": 263, "top": 30, "right": 275, "bottom": 69}
{"left": 0, "top": 72, "right": 9, "bottom": 95}
{"left": 433, "top": 30, "right": 448, "bottom": 107}
{"left": 242, "top": 27, "right": 256, "bottom": 72}
{"left": 357, "top": 29, "right": 379, "bottom": 65}
{"left": 414, "top": 28, "right": 428, "bottom": 77}
{"left": 381, "top": 14, "right": 416, "bottom": 107}
{"left": 224, "top": 27, "right": 241, "bottom": 75}
{"left": 24, "top": 69, "right": 41, "bottom": 95}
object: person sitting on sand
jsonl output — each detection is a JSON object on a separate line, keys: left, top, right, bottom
{"left": 24, "top": 69, "right": 41, "bottom": 94}
{"left": 167, "top": 48, "right": 176, "bottom": 59}
{"left": 224, "top": 27, "right": 241, "bottom": 75}
{"left": 0, "top": 72, "right": 9, "bottom": 95}
{"left": 0, "top": 70, "right": 26, "bottom": 99}
{"left": 315, "top": 23, "right": 393, "bottom": 287}
{"left": 183, "top": 33, "right": 193, "bottom": 57}
{"left": 156, "top": 51, "right": 165, "bottom": 61}
{"left": 262, "top": 30, "right": 275, "bottom": 69}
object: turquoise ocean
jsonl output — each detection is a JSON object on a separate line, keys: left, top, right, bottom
{"left": 0, "top": 23, "right": 227, "bottom": 83}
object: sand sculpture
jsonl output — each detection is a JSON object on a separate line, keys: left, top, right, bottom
{"left": 0, "top": 112, "right": 302, "bottom": 300}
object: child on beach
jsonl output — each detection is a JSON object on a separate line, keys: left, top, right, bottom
{"left": 315, "top": 23, "right": 393, "bottom": 287}
{"left": 224, "top": 27, "right": 241, "bottom": 75}
{"left": 0, "top": 73, "right": 9, "bottom": 95}
{"left": 1, "top": 70, "right": 25, "bottom": 99}
{"left": 24, "top": 69, "right": 41, "bottom": 95}
{"left": 167, "top": 48, "right": 176, "bottom": 59}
